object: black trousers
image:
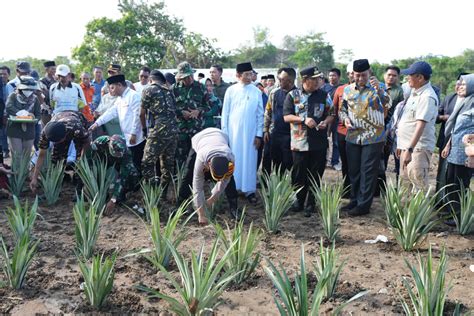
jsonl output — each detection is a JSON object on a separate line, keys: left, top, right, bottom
{"left": 270, "top": 133, "right": 293, "bottom": 172}
{"left": 346, "top": 142, "right": 384, "bottom": 211}
{"left": 177, "top": 149, "right": 238, "bottom": 205}
{"left": 445, "top": 162, "right": 473, "bottom": 213}
{"left": 129, "top": 140, "right": 146, "bottom": 173}
{"left": 292, "top": 149, "right": 327, "bottom": 208}
{"left": 337, "top": 133, "right": 351, "bottom": 193}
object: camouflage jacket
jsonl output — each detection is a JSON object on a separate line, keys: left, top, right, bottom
{"left": 173, "top": 80, "right": 216, "bottom": 137}
{"left": 91, "top": 135, "right": 139, "bottom": 199}
{"left": 141, "top": 82, "right": 178, "bottom": 137}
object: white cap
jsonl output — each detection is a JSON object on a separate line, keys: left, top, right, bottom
{"left": 346, "top": 60, "right": 354, "bottom": 73}
{"left": 55, "top": 64, "right": 70, "bottom": 77}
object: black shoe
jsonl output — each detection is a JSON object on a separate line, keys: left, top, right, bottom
{"left": 304, "top": 205, "right": 315, "bottom": 217}
{"left": 246, "top": 193, "right": 258, "bottom": 205}
{"left": 348, "top": 207, "right": 370, "bottom": 217}
{"left": 229, "top": 207, "right": 242, "bottom": 220}
{"left": 444, "top": 218, "right": 457, "bottom": 227}
{"left": 341, "top": 201, "right": 357, "bottom": 212}
{"left": 289, "top": 202, "right": 304, "bottom": 213}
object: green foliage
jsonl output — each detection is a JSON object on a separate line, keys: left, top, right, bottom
{"left": 72, "top": 0, "right": 222, "bottom": 77}
{"left": 78, "top": 252, "right": 117, "bottom": 308}
{"left": 310, "top": 177, "right": 345, "bottom": 242}
{"left": 264, "top": 244, "right": 366, "bottom": 315}
{"left": 39, "top": 160, "right": 65, "bottom": 205}
{"left": 73, "top": 193, "right": 103, "bottom": 260}
{"left": 141, "top": 181, "right": 164, "bottom": 223}
{"left": 383, "top": 182, "right": 443, "bottom": 251}
{"left": 288, "top": 32, "right": 334, "bottom": 71}
{"left": 214, "top": 213, "right": 262, "bottom": 284}
{"left": 6, "top": 196, "right": 38, "bottom": 242}
{"left": 452, "top": 185, "right": 474, "bottom": 235}
{"left": 75, "top": 158, "right": 115, "bottom": 211}
{"left": 313, "top": 239, "right": 345, "bottom": 299}
{"left": 8, "top": 151, "right": 31, "bottom": 197}
{"left": 141, "top": 200, "right": 192, "bottom": 269}
{"left": 138, "top": 239, "right": 239, "bottom": 315}
{"left": 171, "top": 161, "right": 186, "bottom": 202}
{"left": 260, "top": 168, "right": 300, "bottom": 234}
{"left": 400, "top": 246, "right": 451, "bottom": 315}
{"left": 0, "top": 234, "right": 39, "bottom": 289}
{"left": 0, "top": 56, "right": 71, "bottom": 75}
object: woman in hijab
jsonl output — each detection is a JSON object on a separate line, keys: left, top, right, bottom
{"left": 6, "top": 76, "right": 41, "bottom": 155}
{"left": 200, "top": 77, "right": 221, "bottom": 129}
{"left": 441, "top": 73, "right": 474, "bottom": 225}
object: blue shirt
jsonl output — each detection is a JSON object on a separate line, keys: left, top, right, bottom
{"left": 92, "top": 79, "right": 105, "bottom": 107}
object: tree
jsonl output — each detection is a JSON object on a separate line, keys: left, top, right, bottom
{"left": 72, "top": 0, "right": 222, "bottom": 79}
{"left": 338, "top": 48, "right": 354, "bottom": 64}
{"left": 288, "top": 32, "right": 334, "bottom": 71}
{"left": 0, "top": 56, "right": 71, "bottom": 76}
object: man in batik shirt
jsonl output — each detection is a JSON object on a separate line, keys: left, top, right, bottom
{"left": 339, "top": 59, "right": 391, "bottom": 216}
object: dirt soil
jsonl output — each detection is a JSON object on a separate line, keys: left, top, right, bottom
{"left": 0, "top": 166, "right": 473, "bottom": 315}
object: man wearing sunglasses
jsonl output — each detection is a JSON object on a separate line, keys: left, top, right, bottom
{"left": 177, "top": 127, "right": 239, "bottom": 225}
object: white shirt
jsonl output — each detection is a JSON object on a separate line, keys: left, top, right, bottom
{"left": 133, "top": 81, "right": 149, "bottom": 95}
{"left": 50, "top": 82, "right": 87, "bottom": 114}
{"left": 96, "top": 88, "right": 144, "bottom": 147}
{"left": 397, "top": 82, "right": 438, "bottom": 151}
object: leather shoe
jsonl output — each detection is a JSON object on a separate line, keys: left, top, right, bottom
{"left": 348, "top": 207, "right": 370, "bottom": 217}
{"left": 341, "top": 201, "right": 357, "bottom": 212}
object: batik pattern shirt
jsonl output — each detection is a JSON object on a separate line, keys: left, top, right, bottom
{"left": 339, "top": 83, "right": 391, "bottom": 145}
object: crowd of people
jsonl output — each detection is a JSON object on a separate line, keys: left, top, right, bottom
{"left": 0, "top": 58, "right": 472, "bottom": 225}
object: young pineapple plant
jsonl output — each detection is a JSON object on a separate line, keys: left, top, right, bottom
{"left": 78, "top": 252, "right": 117, "bottom": 308}
{"left": 451, "top": 184, "right": 474, "bottom": 235}
{"left": 0, "top": 234, "right": 39, "bottom": 289}
{"left": 313, "top": 239, "right": 345, "bottom": 299}
{"left": 6, "top": 196, "right": 39, "bottom": 242}
{"left": 310, "top": 176, "right": 345, "bottom": 242}
{"left": 141, "top": 181, "right": 164, "bottom": 222}
{"left": 264, "top": 244, "right": 366, "bottom": 315}
{"left": 75, "top": 158, "right": 115, "bottom": 210}
{"left": 73, "top": 193, "right": 104, "bottom": 260}
{"left": 399, "top": 246, "right": 451, "bottom": 315}
{"left": 8, "top": 151, "right": 31, "bottom": 197}
{"left": 39, "top": 160, "right": 65, "bottom": 205}
{"left": 260, "top": 167, "right": 300, "bottom": 234}
{"left": 383, "top": 182, "right": 443, "bottom": 251}
{"left": 138, "top": 239, "right": 240, "bottom": 315}
{"left": 141, "top": 200, "right": 192, "bottom": 269}
{"left": 214, "top": 212, "right": 262, "bottom": 284}
{"left": 205, "top": 192, "right": 224, "bottom": 223}
{"left": 171, "top": 161, "right": 186, "bottom": 201}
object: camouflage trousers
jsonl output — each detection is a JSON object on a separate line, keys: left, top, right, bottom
{"left": 142, "top": 134, "right": 178, "bottom": 188}
{"left": 175, "top": 134, "right": 192, "bottom": 168}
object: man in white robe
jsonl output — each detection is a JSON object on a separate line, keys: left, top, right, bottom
{"left": 221, "top": 62, "right": 264, "bottom": 203}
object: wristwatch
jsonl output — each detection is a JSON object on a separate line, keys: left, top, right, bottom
{"left": 407, "top": 147, "right": 414, "bottom": 153}
{"left": 301, "top": 116, "right": 305, "bottom": 123}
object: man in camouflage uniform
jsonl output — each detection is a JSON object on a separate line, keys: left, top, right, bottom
{"left": 173, "top": 61, "right": 218, "bottom": 166}
{"left": 29, "top": 111, "right": 90, "bottom": 192}
{"left": 140, "top": 70, "right": 178, "bottom": 193}
{"left": 91, "top": 134, "right": 140, "bottom": 215}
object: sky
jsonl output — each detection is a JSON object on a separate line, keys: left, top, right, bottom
{"left": 2, "top": 0, "right": 473, "bottom": 64}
